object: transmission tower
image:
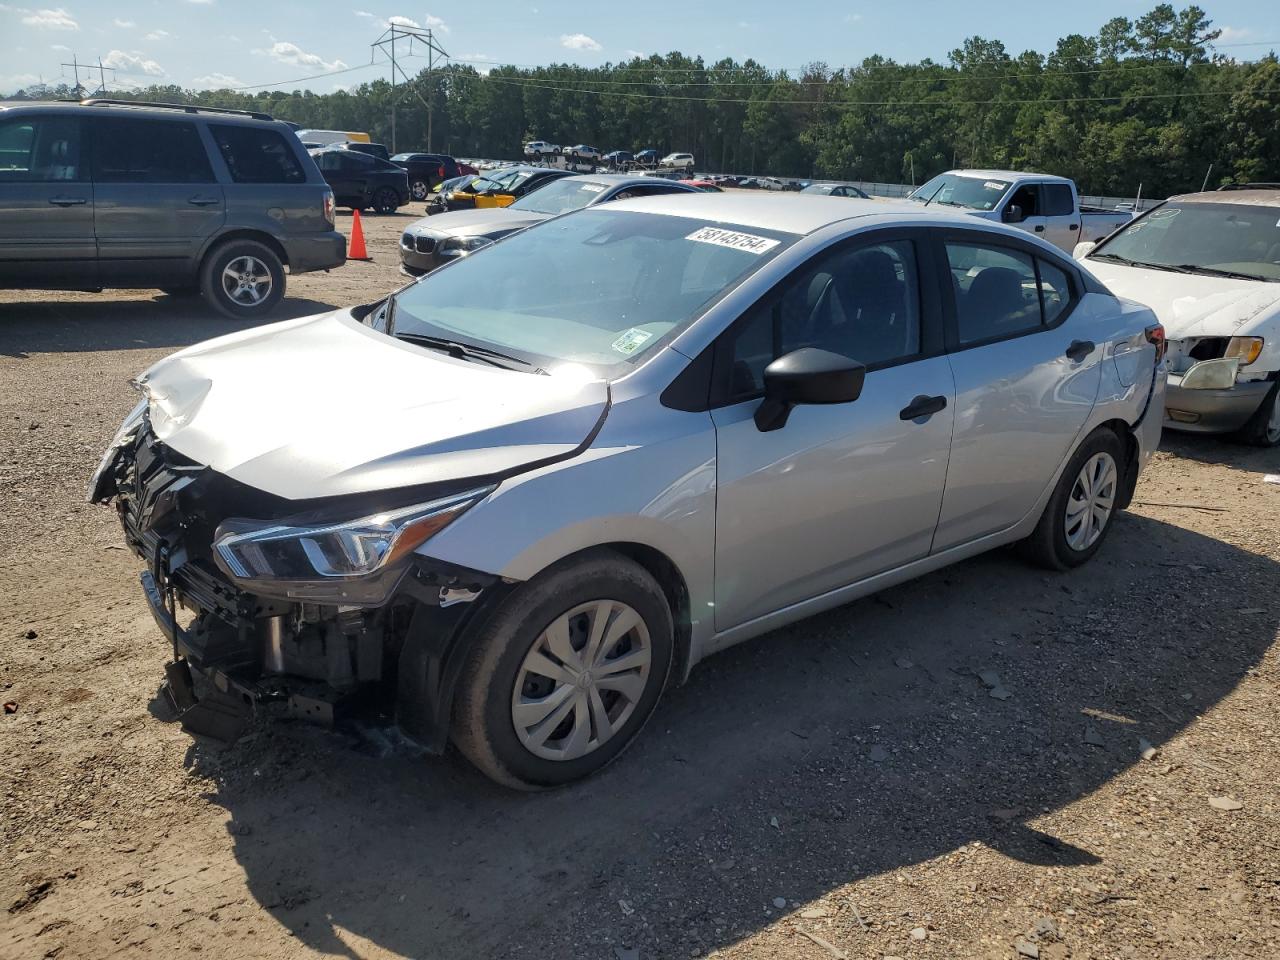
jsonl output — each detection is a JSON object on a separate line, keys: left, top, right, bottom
{"left": 370, "top": 22, "right": 449, "bottom": 152}
{"left": 60, "top": 55, "right": 116, "bottom": 96}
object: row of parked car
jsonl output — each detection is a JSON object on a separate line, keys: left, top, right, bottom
{"left": 524, "top": 141, "right": 696, "bottom": 171}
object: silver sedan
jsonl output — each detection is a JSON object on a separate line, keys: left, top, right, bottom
{"left": 93, "top": 194, "right": 1167, "bottom": 789}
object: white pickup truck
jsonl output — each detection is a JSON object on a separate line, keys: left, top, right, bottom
{"left": 907, "top": 170, "right": 1132, "bottom": 253}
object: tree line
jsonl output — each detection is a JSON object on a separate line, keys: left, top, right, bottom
{"left": 10, "top": 4, "right": 1278, "bottom": 198}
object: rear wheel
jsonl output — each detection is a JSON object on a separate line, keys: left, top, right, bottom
{"left": 1019, "top": 428, "right": 1125, "bottom": 570}
{"left": 199, "top": 239, "right": 284, "bottom": 321}
{"left": 409, "top": 178, "right": 430, "bottom": 201}
{"left": 1233, "top": 382, "right": 1280, "bottom": 447}
{"left": 451, "top": 551, "right": 673, "bottom": 789}
{"left": 373, "top": 187, "right": 400, "bottom": 215}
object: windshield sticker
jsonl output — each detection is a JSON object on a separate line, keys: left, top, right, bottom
{"left": 1150, "top": 208, "right": 1181, "bottom": 220}
{"left": 685, "top": 226, "right": 781, "bottom": 255}
{"left": 580, "top": 183, "right": 606, "bottom": 193}
{"left": 611, "top": 328, "right": 654, "bottom": 355}
{"left": 983, "top": 181, "right": 1006, "bottom": 190}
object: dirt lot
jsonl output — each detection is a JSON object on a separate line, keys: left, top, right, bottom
{"left": 2, "top": 210, "right": 1278, "bottom": 960}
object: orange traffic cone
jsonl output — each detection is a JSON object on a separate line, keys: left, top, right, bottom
{"left": 347, "top": 209, "right": 372, "bottom": 262}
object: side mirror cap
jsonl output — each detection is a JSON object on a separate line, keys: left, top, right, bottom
{"left": 755, "top": 348, "right": 866, "bottom": 432}
{"left": 1002, "top": 204, "right": 1025, "bottom": 224}
{"left": 1072, "top": 241, "right": 1097, "bottom": 260}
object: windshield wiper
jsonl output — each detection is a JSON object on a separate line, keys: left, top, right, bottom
{"left": 1169, "top": 264, "right": 1275, "bottom": 282}
{"left": 1087, "top": 253, "right": 1191, "bottom": 273}
{"left": 394, "top": 332, "right": 545, "bottom": 373}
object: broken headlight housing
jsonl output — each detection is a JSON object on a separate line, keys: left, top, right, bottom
{"left": 211, "top": 486, "right": 494, "bottom": 603}
{"left": 87, "top": 398, "right": 147, "bottom": 503}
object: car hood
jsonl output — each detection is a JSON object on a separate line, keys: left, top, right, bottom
{"left": 404, "top": 207, "right": 549, "bottom": 239}
{"left": 133, "top": 310, "right": 607, "bottom": 501}
{"left": 1084, "top": 261, "right": 1280, "bottom": 338}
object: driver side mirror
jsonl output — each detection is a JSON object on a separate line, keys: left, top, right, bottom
{"left": 754, "top": 348, "right": 866, "bottom": 432}
{"left": 1002, "top": 203, "right": 1025, "bottom": 224}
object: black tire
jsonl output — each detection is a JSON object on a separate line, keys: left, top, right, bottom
{"left": 1232, "top": 381, "right": 1280, "bottom": 447}
{"left": 451, "top": 550, "right": 674, "bottom": 790}
{"left": 198, "top": 239, "right": 285, "bottom": 321}
{"left": 1019, "top": 427, "right": 1126, "bottom": 571}
{"left": 373, "top": 187, "right": 400, "bottom": 215}
{"left": 409, "top": 178, "right": 431, "bottom": 201}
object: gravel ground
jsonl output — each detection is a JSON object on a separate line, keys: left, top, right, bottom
{"left": 2, "top": 211, "right": 1278, "bottom": 960}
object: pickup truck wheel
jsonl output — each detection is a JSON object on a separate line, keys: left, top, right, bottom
{"left": 1233, "top": 382, "right": 1280, "bottom": 447}
{"left": 373, "top": 187, "right": 400, "bottom": 215}
{"left": 1019, "top": 428, "right": 1125, "bottom": 570}
{"left": 199, "top": 239, "right": 284, "bottom": 321}
{"left": 409, "top": 178, "right": 430, "bottom": 201}
{"left": 451, "top": 550, "right": 673, "bottom": 790}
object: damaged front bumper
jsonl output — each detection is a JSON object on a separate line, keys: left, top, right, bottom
{"left": 1164, "top": 373, "right": 1273, "bottom": 432}
{"left": 97, "top": 417, "right": 514, "bottom": 751}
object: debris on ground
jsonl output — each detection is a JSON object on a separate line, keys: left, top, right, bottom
{"left": 1208, "top": 796, "right": 1244, "bottom": 811}
{"left": 1083, "top": 724, "right": 1105, "bottom": 747}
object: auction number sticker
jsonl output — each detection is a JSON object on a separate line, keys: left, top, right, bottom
{"left": 612, "top": 327, "right": 654, "bottom": 355}
{"left": 685, "top": 226, "right": 780, "bottom": 254}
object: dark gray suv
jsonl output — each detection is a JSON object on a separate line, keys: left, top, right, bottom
{"left": 0, "top": 99, "right": 346, "bottom": 319}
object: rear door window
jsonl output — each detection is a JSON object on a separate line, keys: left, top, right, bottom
{"left": 945, "top": 241, "right": 1078, "bottom": 345}
{"left": 1042, "top": 183, "right": 1075, "bottom": 217}
{"left": 92, "top": 118, "right": 214, "bottom": 183}
{"left": 210, "top": 124, "right": 305, "bottom": 184}
{"left": 0, "top": 116, "right": 84, "bottom": 182}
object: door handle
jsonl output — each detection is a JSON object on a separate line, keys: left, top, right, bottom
{"left": 1065, "top": 339, "right": 1095, "bottom": 362}
{"left": 899, "top": 394, "right": 947, "bottom": 421}
{"left": 1068, "top": 223, "right": 1079, "bottom": 231}
{"left": 187, "top": 196, "right": 220, "bottom": 206}
{"left": 48, "top": 196, "right": 87, "bottom": 206}
{"left": 1034, "top": 225, "right": 1045, "bottom": 232}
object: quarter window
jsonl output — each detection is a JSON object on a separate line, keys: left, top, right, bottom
{"left": 92, "top": 119, "right": 213, "bottom": 183}
{"left": 722, "top": 240, "right": 923, "bottom": 401}
{"left": 945, "top": 242, "right": 1075, "bottom": 345}
{"left": 0, "top": 117, "right": 83, "bottom": 182}
{"left": 210, "top": 124, "right": 305, "bottom": 184}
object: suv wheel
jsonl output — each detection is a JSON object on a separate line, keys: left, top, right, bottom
{"left": 199, "top": 239, "right": 285, "bottom": 321}
{"left": 409, "top": 178, "right": 430, "bottom": 201}
{"left": 373, "top": 187, "right": 400, "bottom": 215}
{"left": 1019, "top": 427, "right": 1125, "bottom": 570}
{"left": 451, "top": 550, "right": 673, "bottom": 789}
{"left": 1234, "top": 382, "right": 1280, "bottom": 447}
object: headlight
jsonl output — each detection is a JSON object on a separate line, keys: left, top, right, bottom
{"left": 439, "top": 235, "right": 493, "bottom": 257}
{"left": 86, "top": 398, "right": 147, "bottom": 503}
{"left": 1224, "top": 336, "right": 1264, "bottom": 366}
{"left": 212, "top": 486, "right": 493, "bottom": 602}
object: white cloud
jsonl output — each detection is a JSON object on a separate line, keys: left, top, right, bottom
{"left": 354, "top": 9, "right": 374, "bottom": 16}
{"left": 113, "top": 17, "right": 135, "bottom": 27}
{"left": 2, "top": 72, "right": 43, "bottom": 92}
{"left": 387, "top": 14, "right": 418, "bottom": 27}
{"left": 102, "top": 49, "right": 165, "bottom": 76}
{"left": 144, "top": 28, "right": 171, "bottom": 40}
{"left": 1217, "top": 25, "right": 1252, "bottom": 43}
{"left": 458, "top": 52, "right": 493, "bottom": 74}
{"left": 193, "top": 71, "right": 244, "bottom": 88}
{"left": 560, "top": 32, "right": 601, "bottom": 51}
{"left": 256, "top": 40, "right": 347, "bottom": 72}
{"left": 50, "top": 41, "right": 69, "bottom": 50}
{"left": 13, "top": 6, "right": 79, "bottom": 30}
{"left": 624, "top": 49, "right": 644, "bottom": 59}
{"left": 423, "top": 13, "right": 446, "bottom": 31}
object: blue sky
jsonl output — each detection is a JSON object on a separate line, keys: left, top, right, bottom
{"left": 1, "top": 0, "right": 1275, "bottom": 95}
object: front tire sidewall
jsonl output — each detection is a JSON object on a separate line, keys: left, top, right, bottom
{"left": 452, "top": 553, "right": 674, "bottom": 789}
{"left": 374, "top": 188, "right": 399, "bottom": 214}
{"left": 1026, "top": 428, "right": 1126, "bottom": 570}
{"left": 199, "top": 240, "right": 284, "bottom": 321}
{"left": 410, "top": 178, "right": 430, "bottom": 201}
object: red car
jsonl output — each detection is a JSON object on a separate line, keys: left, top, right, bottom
{"left": 458, "top": 162, "right": 479, "bottom": 176}
{"left": 682, "top": 178, "right": 722, "bottom": 192}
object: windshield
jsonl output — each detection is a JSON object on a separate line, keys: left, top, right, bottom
{"left": 802, "top": 184, "right": 837, "bottom": 195}
{"left": 1091, "top": 202, "right": 1280, "bottom": 282}
{"left": 387, "top": 209, "right": 796, "bottom": 376}
{"left": 908, "top": 173, "right": 1010, "bottom": 211}
{"left": 510, "top": 178, "right": 611, "bottom": 215}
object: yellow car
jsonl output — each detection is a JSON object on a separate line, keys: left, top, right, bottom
{"left": 447, "top": 166, "right": 573, "bottom": 211}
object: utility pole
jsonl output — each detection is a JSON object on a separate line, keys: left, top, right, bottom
{"left": 371, "top": 22, "right": 449, "bottom": 153}
{"left": 61, "top": 56, "right": 116, "bottom": 97}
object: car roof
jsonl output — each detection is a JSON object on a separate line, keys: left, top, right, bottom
{"left": 1168, "top": 189, "right": 1280, "bottom": 208}
{"left": 0, "top": 99, "right": 279, "bottom": 127}
{"left": 944, "top": 168, "right": 1071, "bottom": 185}
{"left": 565, "top": 173, "right": 696, "bottom": 188}
{"left": 604, "top": 193, "right": 955, "bottom": 235}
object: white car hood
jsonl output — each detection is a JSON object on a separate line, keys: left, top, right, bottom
{"left": 134, "top": 310, "right": 607, "bottom": 501}
{"left": 1084, "top": 261, "right": 1280, "bottom": 339}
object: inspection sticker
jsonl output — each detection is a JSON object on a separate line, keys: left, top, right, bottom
{"left": 685, "top": 226, "right": 780, "bottom": 254}
{"left": 611, "top": 327, "right": 654, "bottom": 355}
{"left": 580, "top": 183, "right": 606, "bottom": 193}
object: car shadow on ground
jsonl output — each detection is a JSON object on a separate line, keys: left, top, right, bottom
{"left": 1157, "top": 429, "right": 1280, "bottom": 473}
{"left": 183, "top": 514, "right": 1275, "bottom": 959}
{"left": 0, "top": 294, "right": 339, "bottom": 358}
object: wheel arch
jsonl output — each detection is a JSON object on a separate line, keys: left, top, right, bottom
{"left": 1097, "top": 417, "right": 1140, "bottom": 510}
{"left": 200, "top": 229, "right": 290, "bottom": 269}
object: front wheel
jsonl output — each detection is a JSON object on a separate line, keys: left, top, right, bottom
{"left": 409, "top": 178, "right": 430, "bottom": 201}
{"left": 199, "top": 239, "right": 285, "bottom": 321}
{"left": 373, "top": 187, "right": 400, "bottom": 215}
{"left": 1019, "top": 428, "right": 1126, "bottom": 570}
{"left": 1234, "top": 382, "right": 1280, "bottom": 447}
{"left": 450, "top": 551, "right": 674, "bottom": 789}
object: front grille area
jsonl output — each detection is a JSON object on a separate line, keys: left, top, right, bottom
{"left": 414, "top": 235, "right": 436, "bottom": 254}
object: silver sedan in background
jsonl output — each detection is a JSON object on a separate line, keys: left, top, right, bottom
{"left": 92, "top": 195, "right": 1166, "bottom": 789}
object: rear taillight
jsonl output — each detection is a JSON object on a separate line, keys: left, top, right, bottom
{"left": 1145, "top": 323, "right": 1166, "bottom": 362}
{"left": 438, "top": 165, "right": 444, "bottom": 180}
{"left": 323, "top": 190, "right": 335, "bottom": 225}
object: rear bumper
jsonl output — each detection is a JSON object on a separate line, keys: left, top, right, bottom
{"left": 285, "top": 232, "right": 347, "bottom": 273}
{"left": 1163, "top": 376, "right": 1272, "bottom": 433}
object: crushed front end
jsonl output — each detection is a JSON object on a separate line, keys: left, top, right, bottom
{"left": 89, "top": 410, "right": 510, "bottom": 750}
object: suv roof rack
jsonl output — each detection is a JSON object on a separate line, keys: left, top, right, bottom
{"left": 1217, "top": 181, "right": 1280, "bottom": 191}
{"left": 76, "top": 98, "right": 275, "bottom": 122}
